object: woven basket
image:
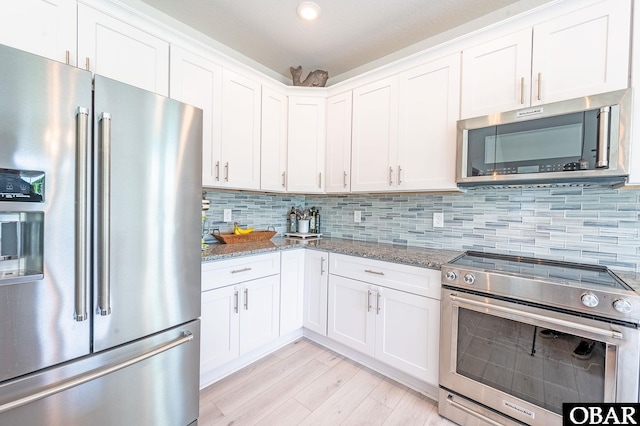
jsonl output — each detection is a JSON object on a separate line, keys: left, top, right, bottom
{"left": 211, "top": 229, "right": 276, "bottom": 244}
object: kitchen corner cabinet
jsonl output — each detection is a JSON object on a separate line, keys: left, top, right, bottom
{"left": 303, "top": 250, "right": 329, "bottom": 335}
{"left": 287, "top": 96, "right": 327, "bottom": 193}
{"left": 77, "top": 4, "right": 169, "bottom": 96}
{"left": 0, "top": 0, "right": 76, "bottom": 65}
{"left": 200, "top": 254, "right": 280, "bottom": 374}
{"left": 169, "top": 46, "right": 222, "bottom": 187}
{"left": 327, "top": 254, "right": 441, "bottom": 384}
{"left": 280, "top": 249, "right": 305, "bottom": 334}
{"left": 220, "top": 70, "right": 262, "bottom": 190}
{"left": 325, "top": 92, "right": 353, "bottom": 193}
{"left": 461, "top": 0, "right": 631, "bottom": 119}
{"left": 261, "top": 86, "right": 289, "bottom": 192}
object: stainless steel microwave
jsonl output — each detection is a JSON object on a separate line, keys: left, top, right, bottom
{"left": 456, "top": 89, "right": 632, "bottom": 188}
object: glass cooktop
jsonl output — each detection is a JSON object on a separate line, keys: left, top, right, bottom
{"left": 448, "top": 251, "right": 629, "bottom": 290}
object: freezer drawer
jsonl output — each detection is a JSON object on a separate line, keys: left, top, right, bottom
{"left": 0, "top": 320, "right": 200, "bottom": 426}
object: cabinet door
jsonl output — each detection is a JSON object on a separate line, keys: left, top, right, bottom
{"left": 351, "top": 77, "right": 399, "bottom": 192}
{"left": 287, "top": 96, "right": 327, "bottom": 193}
{"left": 280, "top": 250, "right": 305, "bottom": 335}
{"left": 220, "top": 70, "right": 262, "bottom": 190}
{"left": 303, "top": 250, "right": 328, "bottom": 335}
{"left": 531, "top": 0, "right": 630, "bottom": 106}
{"left": 239, "top": 275, "right": 280, "bottom": 354}
{"left": 327, "top": 275, "right": 375, "bottom": 356}
{"left": 374, "top": 287, "right": 439, "bottom": 384}
{"left": 397, "top": 54, "right": 460, "bottom": 191}
{"left": 170, "top": 46, "right": 222, "bottom": 187}
{"left": 200, "top": 286, "right": 240, "bottom": 374}
{"left": 0, "top": 0, "right": 76, "bottom": 65}
{"left": 461, "top": 29, "right": 532, "bottom": 119}
{"left": 77, "top": 4, "right": 169, "bottom": 96}
{"left": 325, "top": 92, "right": 353, "bottom": 193}
{"left": 261, "top": 86, "right": 288, "bottom": 192}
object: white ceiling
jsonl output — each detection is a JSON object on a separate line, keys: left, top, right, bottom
{"left": 127, "top": 0, "right": 553, "bottom": 85}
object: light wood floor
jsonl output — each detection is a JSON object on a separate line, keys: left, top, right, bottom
{"left": 199, "top": 338, "right": 457, "bottom": 426}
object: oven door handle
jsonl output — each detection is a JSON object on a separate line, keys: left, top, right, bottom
{"left": 450, "top": 294, "right": 624, "bottom": 340}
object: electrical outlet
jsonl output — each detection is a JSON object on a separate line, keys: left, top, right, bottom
{"left": 223, "top": 209, "right": 232, "bottom": 222}
{"left": 433, "top": 212, "right": 444, "bottom": 228}
{"left": 354, "top": 211, "right": 362, "bottom": 223}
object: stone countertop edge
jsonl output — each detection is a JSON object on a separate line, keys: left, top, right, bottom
{"left": 201, "top": 236, "right": 463, "bottom": 270}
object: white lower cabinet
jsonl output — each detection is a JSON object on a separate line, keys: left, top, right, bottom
{"left": 328, "top": 253, "right": 441, "bottom": 385}
{"left": 279, "top": 249, "right": 306, "bottom": 335}
{"left": 302, "top": 250, "right": 329, "bottom": 335}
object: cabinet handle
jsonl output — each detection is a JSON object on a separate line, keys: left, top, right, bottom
{"left": 376, "top": 291, "right": 381, "bottom": 315}
{"left": 85, "top": 57, "right": 90, "bottom": 71}
{"left": 389, "top": 166, "right": 393, "bottom": 186}
{"left": 320, "top": 257, "right": 325, "bottom": 275}
{"left": 282, "top": 171, "right": 286, "bottom": 187}
{"left": 367, "top": 290, "right": 372, "bottom": 312}
{"left": 397, "top": 165, "right": 402, "bottom": 185}
{"left": 224, "top": 162, "right": 229, "bottom": 181}
{"left": 65, "top": 50, "right": 70, "bottom": 65}
{"left": 537, "top": 72, "right": 542, "bottom": 101}
{"left": 520, "top": 77, "right": 525, "bottom": 105}
{"left": 343, "top": 171, "right": 348, "bottom": 188}
{"left": 215, "top": 161, "right": 220, "bottom": 181}
{"left": 231, "top": 267, "right": 252, "bottom": 274}
{"left": 364, "top": 269, "right": 384, "bottom": 276}
{"left": 318, "top": 172, "right": 322, "bottom": 189}
{"left": 234, "top": 290, "right": 239, "bottom": 314}
{"left": 244, "top": 288, "right": 249, "bottom": 310}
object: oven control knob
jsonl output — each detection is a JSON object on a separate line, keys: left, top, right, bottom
{"left": 463, "top": 274, "right": 476, "bottom": 285}
{"left": 580, "top": 292, "right": 599, "bottom": 308}
{"left": 613, "top": 299, "right": 633, "bottom": 314}
{"left": 445, "top": 271, "right": 457, "bottom": 281}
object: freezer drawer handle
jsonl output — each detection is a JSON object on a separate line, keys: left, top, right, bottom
{"left": 0, "top": 331, "right": 194, "bottom": 414}
{"left": 97, "top": 112, "right": 112, "bottom": 316}
{"left": 75, "top": 107, "right": 90, "bottom": 322}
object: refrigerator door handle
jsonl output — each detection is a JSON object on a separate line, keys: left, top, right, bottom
{"left": 0, "top": 331, "right": 194, "bottom": 415}
{"left": 98, "top": 112, "right": 112, "bottom": 316}
{"left": 75, "top": 107, "right": 90, "bottom": 322}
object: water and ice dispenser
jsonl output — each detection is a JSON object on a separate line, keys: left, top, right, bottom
{"left": 0, "top": 168, "right": 45, "bottom": 285}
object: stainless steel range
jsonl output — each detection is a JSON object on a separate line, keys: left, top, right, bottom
{"left": 438, "top": 251, "right": 640, "bottom": 426}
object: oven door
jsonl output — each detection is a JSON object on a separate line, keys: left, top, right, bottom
{"left": 439, "top": 288, "right": 640, "bottom": 426}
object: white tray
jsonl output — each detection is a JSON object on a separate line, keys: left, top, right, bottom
{"left": 284, "top": 232, "right": 322, "bottom": 240}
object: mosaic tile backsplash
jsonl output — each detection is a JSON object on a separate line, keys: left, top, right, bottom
{"left": 203, "top": 187, "right": 640, "bottom": 272}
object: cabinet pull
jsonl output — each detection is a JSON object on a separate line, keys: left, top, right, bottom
{"left": 343, "top": 171, "right": 348, "bottom": 188}
{"left": 234, "top": 290, "right": 239, "bottom": 313}
{"left": 215, "top": 161, "right": 220, "bottom": 181}
{"left": 231, "top": 267, "right": 252, "bottom": 274}
{"left": 389, "top": 167, "right": 393, "bottom": 186}
{"left": 318, "top": 172, "right": 322, "bottom": 189}
{"left": 376, "top": 291, "right": 381, "bottom": 314}
{"left": 85, "top": 57, "right": 90, "bottom": 71}
{"left": 537, "top": 72, "right": 542, "bottom": 101}
{"left": 520, "top": 77, "right": 525, "bottom": 104}
{"left": 364, "top": 269, "right": 384, "bottom": 276}
{"left": 397, "top": 165, "right": 402, "bottom": 185}
{"left": 244, "top": 288, "right": 249, "bottom": 310}
{"left": 282, "top": 171, "right": 286, "bottom": 187}
{"left": 224, "top": 162, "right": 229, "bottom": 181}
{"left": 320, "top": 257, "right": 325, "bottom": 275}
{"left": 65, "top": 50, "right": 70, "bottom": 65}
{"left": 367, "top": 290, "right": 372, "bottom": 312}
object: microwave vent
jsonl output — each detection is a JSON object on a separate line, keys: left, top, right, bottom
{"left": 458, "top": 177, "right": 627, "bottom": 191}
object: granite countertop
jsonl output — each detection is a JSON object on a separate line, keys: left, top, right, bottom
{"left": 201, "top": 236, "right": 463, "bottom": 270}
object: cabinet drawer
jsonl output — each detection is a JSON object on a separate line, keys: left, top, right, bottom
{"left": 201, "top": 252, "right": 281, "bottom": 291}
{"left": 328, "top": 253, "right": 440, "bottom": 299}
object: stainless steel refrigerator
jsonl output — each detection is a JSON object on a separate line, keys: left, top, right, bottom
{"left": 0, "top": 44, "right": 203, "bottom": 425}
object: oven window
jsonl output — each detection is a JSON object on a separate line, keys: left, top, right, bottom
{"left": 456, "top": 308, "right": 605, "bottom": 415}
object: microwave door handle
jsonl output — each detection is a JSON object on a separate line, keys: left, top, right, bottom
{"left": 596, "top": 106, "right": 610, "bottom": 168}
{"left": 98, "top": 112, "right": 112, "bottom": 316}
{"left": 75, "top": 107, "right": 90, "bottom": 322}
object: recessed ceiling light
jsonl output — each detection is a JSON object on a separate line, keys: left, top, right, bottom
{"left": 297, "top": 2, "right": 321, "bottom": 21}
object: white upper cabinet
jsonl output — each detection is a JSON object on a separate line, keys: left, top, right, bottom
{"left": 461, "top": 0, "right": 631, "bottom": 119}
{"left": 220, "top": 70, "right": 262, "bottom": 190}
{"left": 169, "top": 46, "right": 222, "bottom": 187}
{"left": 397, "top": 54, "right": 460, "bottom": 191}
{"left": 351, "top": 77, "right": 399, "bottom": 192}
{"left": 77, "top": 4, "right": 169, "bottom": 96}
{"left": 261, "top": 86, "right": 288, "bottom": 192}
{"left": 0, "top": 0, "right": 76, "bottom": 65}
{"left": 325, "top": 92, "right": 353, "bottom": 193}
{"left": 287, "top": 96, "right": 327, "bottom": 193}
